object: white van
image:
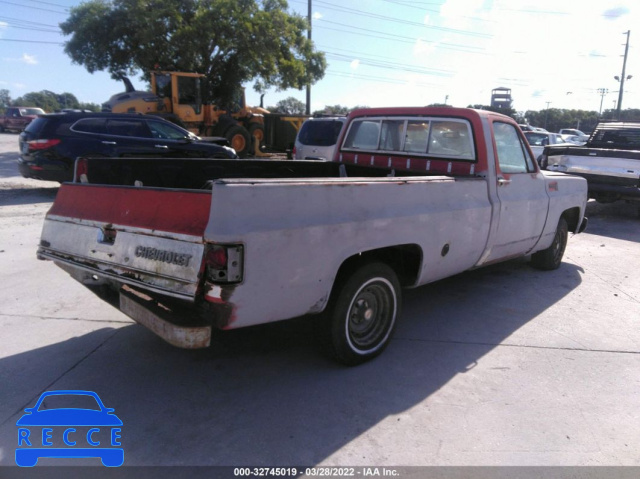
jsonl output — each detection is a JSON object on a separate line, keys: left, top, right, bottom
{"left": 293, "top": 117, "right": 346, "bottom": 160}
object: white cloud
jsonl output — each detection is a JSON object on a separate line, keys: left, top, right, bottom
{"left": 313, "top": 12, "right": 323, "bottom": 20}
{"left": 350, "top": 59, "right": 360, "bottom": 70}
{"left": 22, "top": 54, "right": 38, "bottom": 65}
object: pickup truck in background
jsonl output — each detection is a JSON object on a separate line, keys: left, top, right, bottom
{"left": 37, "top": 107, "right": 588, "bottom": 365}
{"left": 542, "top": 121, "right": 640, "bottom": 205}
{"left": 0, "top": 106, "right": 45, "bottom": 132}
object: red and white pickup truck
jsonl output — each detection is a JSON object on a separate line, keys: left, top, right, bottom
{"left": 0, "top": 106, "right": 44, "bottom": 132}
{"left": 38, "top": 107, "right": 588, "bottom": 365}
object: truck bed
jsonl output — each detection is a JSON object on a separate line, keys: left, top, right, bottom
{"left": 76, "top": 157, "right": 430, "bottom": 189}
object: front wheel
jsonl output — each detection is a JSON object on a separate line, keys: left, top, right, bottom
{"left": 225, "top": 125, "right": 251, "bottom": 158}
{"left": 328, "top": 263, "right": 401, "bottom": 366}
{"left": 531, "top": 217, "right": 568, "bottom": 270}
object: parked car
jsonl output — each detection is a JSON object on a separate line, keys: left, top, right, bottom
{"left": 524, "top": 131, "right": 572, "bottom": 163}
{"left": 0, "top": 107, "right": 45, "bottom": 132}
{"left": 518, "top": 124, "right": 547, "bottom": 133}
{"left": 559, "top": 128, "right": 589, "bottom": 144}
{"left": 544, "top": 121, "right": 640, "bottom": 204}
{"left": 293, "top": 116, "right": 346, "bottom": 160}
{"left": 18, "top": 112, "right": 237, "bottom": 182}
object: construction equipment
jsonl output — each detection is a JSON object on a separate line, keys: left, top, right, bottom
{"left": 102, "top": 71, "right": 270, "bottom": 157}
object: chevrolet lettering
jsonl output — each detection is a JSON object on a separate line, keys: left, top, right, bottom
{"left": 134, "top": 246, "right": 193, "bottom": 267}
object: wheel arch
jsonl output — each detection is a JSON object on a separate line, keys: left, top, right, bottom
{"left": 561, "top": 206, "right": 582, "bottom": 233}
{"left": 333, "top": 244, "right": 423, "bottom": 290}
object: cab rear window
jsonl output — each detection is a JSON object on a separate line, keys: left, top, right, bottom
{"left": 342, "top": 117, "right": 475, "bottom": 160}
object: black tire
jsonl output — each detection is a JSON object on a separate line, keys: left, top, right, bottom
{"left": 225, "top": 124, "right": 251, "bottom": 157}
{"left": 328, "top": 262, "right": 401, "bottom": 366}
{"left": 248, "top": 123, "right": 265, "bottom": 151}
{"left": 531, "top": 217, "right": 568, "bottom": 270}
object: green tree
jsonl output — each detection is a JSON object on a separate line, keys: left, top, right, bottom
{"left": 0, "top": 89, "right": 10, "bottom": 113}
{"left": 467, "top": 104, "right": 517, "bottom": 119}
{"left": 13, "top": 91, "right": 60, "bottom": 111}
{"left": 60, "top": 0, "right": 326, "bottom": 106}
{"left": 269, "top": 96, "right": 306, "bottom": 114}
{"left": 313, "top": 104, "right": 350, "bottom": 115}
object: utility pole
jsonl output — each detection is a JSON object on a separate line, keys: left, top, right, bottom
{"left": 306, "top": 0, "right": 312, "bottom": 115}
{"left": 615, "top": 30, "right": 631, "bottom": 120}
{"left": 597, "top": 88, "right": 608, "bottom": 117}
{"left": 544, "top": 101, "right": 551, "bottom": 129}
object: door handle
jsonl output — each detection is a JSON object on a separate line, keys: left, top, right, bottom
{"left": 497, "top": 176, "right": 511, "bottom": 186}
{"left": 101, "top": 141, "right": 116, "bottom": 145}
{"left": 154, "top": 144, "right": 169, "bottom": 149}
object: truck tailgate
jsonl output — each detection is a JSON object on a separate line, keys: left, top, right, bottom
{"left": 38, "top": 184, "right": 211, "bottom": 301}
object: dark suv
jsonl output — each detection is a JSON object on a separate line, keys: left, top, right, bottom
{"left": 18, "top": 112, "right": 236, "bottom": 182}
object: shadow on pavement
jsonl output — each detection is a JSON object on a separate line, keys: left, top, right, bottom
{"left": 0, "top": 188, "right": 58, "bottom": 207}
{"left": 0, "top": 258, "right": 584, "bottom": 467}
{"left": 584, "top": 200, "right": 640, "bottom": 242}
{"left": 0, "top": 151, "right": 21, "bottom": 179}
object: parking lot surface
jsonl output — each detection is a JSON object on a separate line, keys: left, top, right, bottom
{"left": 0, "top": 132, "right": 639, "bottom": 471}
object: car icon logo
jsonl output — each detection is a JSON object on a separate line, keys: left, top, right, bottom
{"left": 16, "top": 390, "right": 123, "bottom": 467}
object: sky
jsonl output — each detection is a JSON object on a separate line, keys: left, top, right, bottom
{"left": 0, "top": 0, "right": 637, "bottom": 118}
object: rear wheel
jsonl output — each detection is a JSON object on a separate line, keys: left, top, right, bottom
{"left": 531, "top": 217, "right": 568, "bottom": 270}
{"left": 328, "top": 262, "right": 401, "bottom": 365}
{"left": 225, "top": 125, "right": 251, "bottom": 157}
{"left": 248, "top": 123, "right": 265, "bottom": 152}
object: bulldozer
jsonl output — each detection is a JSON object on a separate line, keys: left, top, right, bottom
{"left": 101, "top": 71, "right": 269, "bottom": 157}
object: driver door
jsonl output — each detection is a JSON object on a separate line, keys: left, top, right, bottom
{"left": 483, "top": 121, "right": 550, "bottom": 263}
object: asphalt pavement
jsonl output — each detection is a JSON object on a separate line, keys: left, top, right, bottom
{"left": 0, "top": 132, "right": 639, "bottom": 476}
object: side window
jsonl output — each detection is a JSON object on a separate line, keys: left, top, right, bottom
{"left": 343, "top": 120, "right": 381, "bottom": 150}
{"left": 379, "top": 120, "right": 404, "bottom": 151}
{"left": 404, "top": 120, "right": 430, "bottom": 153}
{"left": 72, "top": 118, "right": 107, "bottom": 134}
{"left": 493, "top": 122, "right": 535, "bottom": 174}
{"left": 429, "top": 121, "right": 474, "bottom": 159}
{"left": 106, "top": 120, "right": 152, "bottom": 138}
{"left": 148, "top": 120, "right": 189, "bottom": 140}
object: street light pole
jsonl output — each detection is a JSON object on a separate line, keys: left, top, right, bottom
{"left": 544, "top": 101, "right": 551, "bottom": 129}
{"left": 616, "top": 30, "right": 631, "bottom": 120}
{"left": 306, "top": 0, "right": 312, "bottom": 115}
{"left": 597, "top": 88, "right": 608, "bottom": 117}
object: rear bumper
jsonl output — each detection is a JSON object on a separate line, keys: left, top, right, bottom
{"left": 18, "top": 158, "right": 71, "bottom": 182}
{"left": 120, "top": 286, "right": 212, "bottom": 349}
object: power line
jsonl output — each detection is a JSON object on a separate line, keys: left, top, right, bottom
{"left": 313, "top": 0, "right": 492, "bottom": 38}
{"left": 379, "top": 0, "right": 498, "bottom": 24}
{"left": 0, "top": 0, "right": 68, "bottom": 15}
{"left": 316, "top": 22, "right": 488, "bottom": 55}
{"left": 26, "top": 0, "right": 69, "bottom": 10}
{"left": 324, "top": 52, "right": 454, "bottom": 77}
{"left": 0, "top": 38, "right": 64, "bottom": 44}
{"left": 0, "top": 15, "right": 61, "bottom": 28}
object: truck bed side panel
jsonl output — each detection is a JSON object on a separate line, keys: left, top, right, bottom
{"left": 205, "top": 176, "right": 492, "bottom": 329}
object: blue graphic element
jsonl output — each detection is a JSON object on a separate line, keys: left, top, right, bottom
{"left": 15, "top": 390, "right": 123, "bottom": 467}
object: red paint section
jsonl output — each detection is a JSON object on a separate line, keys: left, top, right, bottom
{"left": 48, "top": 184, "right": 212, "bottom": 236}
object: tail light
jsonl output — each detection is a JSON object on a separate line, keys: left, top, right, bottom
{"left": 74, "top": 157, "right": 89, "bottom": 183}
{"left": 27, "top": 139, "right": 60, "bottom": 151}
{"left": 204, "top": 244, "right": 243, "bottom": 283}
{"left": 292, "top": 145, "right": 297, "bottom": 158}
